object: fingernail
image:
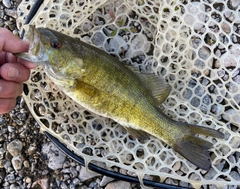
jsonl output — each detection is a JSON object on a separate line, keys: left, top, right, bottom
{"left": 8, "top": 66, "right": 19, "bottom": 78}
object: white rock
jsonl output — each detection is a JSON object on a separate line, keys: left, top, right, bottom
{"left": 79, "top": 167, "right": 100, "bottom": 182}
{"left": 42, "top": 143, "right": 66, "bottom": 170}
{"left": 105, "top": 181, "right": 131, "bottom": 189}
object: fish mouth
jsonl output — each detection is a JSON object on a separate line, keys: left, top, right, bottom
{"left": 24, "top": 25, "right": 38, "bottom": 50}
{"left": 15, "top": 25, "right": 45, "bottom": 63}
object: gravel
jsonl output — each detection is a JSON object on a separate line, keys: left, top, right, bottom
{"left": 0, "top": 2, "right": 143, "bottom": 189}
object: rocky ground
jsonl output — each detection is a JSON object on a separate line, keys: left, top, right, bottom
{"left": 0, "top": 0, "right": 143, "bottom": 188}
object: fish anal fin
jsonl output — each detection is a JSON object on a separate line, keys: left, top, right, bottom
{"left": 124, "top": 65, "right": 171, "bottom": 104}
{"left": 124, "top": 127, "right": 150, "bottom": 141}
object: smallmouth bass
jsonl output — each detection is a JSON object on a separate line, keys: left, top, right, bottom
{"left": 16, "top": 25, "right": 223, "bottom": 170}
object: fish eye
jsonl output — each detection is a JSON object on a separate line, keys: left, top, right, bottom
{"left": 51, "top": 39, "right": 61, "bottom": 49}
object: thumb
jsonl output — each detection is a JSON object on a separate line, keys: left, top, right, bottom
{"left": 0, "top": 28, "right": 29, "bottom": 53}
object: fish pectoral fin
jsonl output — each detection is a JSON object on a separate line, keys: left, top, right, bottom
{"left": 144, "top": 74, "right": 172, "bottom": 104}
{"left": 75, "top": 79, "right": 100, "bottom": 97}
{"left": 124, "top": 65, "right": 171, "bottom": 104}
{"left": 173, "top": 124, "right": 224, "bottom": 171}
{"left": 124, "top": 127, "right": 150, "bottom": 141}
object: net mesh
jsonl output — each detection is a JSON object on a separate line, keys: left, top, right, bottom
{"left": 16, "top": 0, "right": 240, "bottom": 188}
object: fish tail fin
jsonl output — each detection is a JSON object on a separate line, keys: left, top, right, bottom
{"left": 172, "top": 124, "right": 223, "bottom": 171}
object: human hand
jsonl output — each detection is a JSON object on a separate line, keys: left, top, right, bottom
{"left": 0, "top": 28, "right": 36, "bottom": 114}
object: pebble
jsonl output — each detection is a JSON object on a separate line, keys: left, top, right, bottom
{"left": 5, "top": 173, "right": 15, "bottom": 183}
{"left": 25, "top": 177, "right": 31, "bottom": 183}
{"left": 0, "top": 116, "right": 5, "bottom": 125}
{"left": 11, "top": 155, "right": 23, "bottom": 171}
{"left": 100, "top": 176, "right": 114, "bottom": 186}
{"left": 2, "top": 0, "right": 11, "bottom": 8}
{"left": 7, "top": 139, "right": 23, "bottom": 157}
{"left": 42, "top": 142, "right": 66, "bottom": 170}
{"left": 229, "top": 0, "right": 240, "bottom": 9}
{"left": 4, "top": 9, "right": 17, "bottom": 19}
{"left": 105, "top": 181, "right": 131, "bottom": 189}
{"left": 72, "top": 178, "right": 81, "bottom": 185}
{"left": 32, "top": 178, "right": 49, "bottom": 189}
{"left": 79, "top": 167, "right": 100, "bottom": 182}
{"left": 42, "top": 169, "right": 49, "bottom": 175}
{"left": 70, "top": 166, "right": 78, "bottom": 178}
{"left": 9, "top": 184, "right": 20, "bottom": 189}
{"left": 0, "top": 147, "right": 5, "bottom": 159}
{"left": 60, "top": 181, "right": 68, "bottom": 189}
{"left": 27, "top": 145, "right": 37, "bottom": 156}
{"left": 0, "top": 170, "right": 6, "bottom": 182}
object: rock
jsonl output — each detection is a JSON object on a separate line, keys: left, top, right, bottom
{"left": 42, "top": 142, "right": 66, "bottom": 170}
{"left": 70, "top": 166, "right": 78, "bottom": 178}
{"left": 105, "top": 181, "right": 131, "bottom": 189}
{"left": 0, "top": 148, "right": 5, "bottom": 159}
{"left": 9, "top": 184, "right": 20, "bottom": 189}
{"left": 79, "top": 167, "right": 100, "bottom": 182}
{"left": 7, "top": 139, "right": 23, "bottom": 157}
{"left": 5, "top": 173, "right": 15, "bottom": 183}
{"left": 27, "top": 145, "right": 37, "bottom": 156}
{"left": 25, "top": 177, "right": 31, "bottom": 184}
{"left": 100, "top": 176, "right": 114, "bottom": 187}
{"left": 72, "top": 178, "right": 80, "bottom": 185}
{"left": 2, "top": 0, "right": 12, "bottom": 8}
{"left": 0, "top": 170, "right": 6, "bottom": 182}
{"left": 0, "top": 116, "right": 5, "bottom": 125}
{"left": 4, "top": 9, "right": 17, "bottom": 19}
{"left": 32, "top": 178, "right": 49, "bottom": 189}
{"left": 11, "top": 155, "right": 23, "bottom": 171}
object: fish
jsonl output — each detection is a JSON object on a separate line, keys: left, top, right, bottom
{"left": 16, "top": 25, "right": 223, "bottom": 170}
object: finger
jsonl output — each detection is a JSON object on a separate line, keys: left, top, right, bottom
{"left": 0, "top": 52, "right": 17, "bottom": 65}
{"left": 0, "top": 98, "right": 16, "bottom": 114}
{"left": 0, "top": 80, "right": 23, "bottom": 98}
{"left": 0, "top": 28, "right": 29, "bottom": 53}
{"left": 0, "top": 53, "right": 37, "bottom": 69}
{"left": 17, "top": 57, "right": 37, "bottom": 69}
{"left": 0, "top": 63, "right": 30, "bottom": 82}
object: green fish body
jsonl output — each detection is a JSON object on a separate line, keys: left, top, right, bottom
{"left": 16, "top": 25, "right": 223, "bottom": 170}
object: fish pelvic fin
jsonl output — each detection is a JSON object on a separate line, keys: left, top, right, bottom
{"left": 124, "top": 127, "right": 150, "bottom": 141}
{"left": 173, "top": 125, "right": 224, "bottom": 171}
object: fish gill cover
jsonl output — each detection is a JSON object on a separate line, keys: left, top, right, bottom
{"left": 16, "top": 0, "right": 240, "bottom": 188}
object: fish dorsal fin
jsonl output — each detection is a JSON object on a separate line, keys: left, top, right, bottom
{"left": 125, "top": 65, "right": 172, "bottom": 104}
